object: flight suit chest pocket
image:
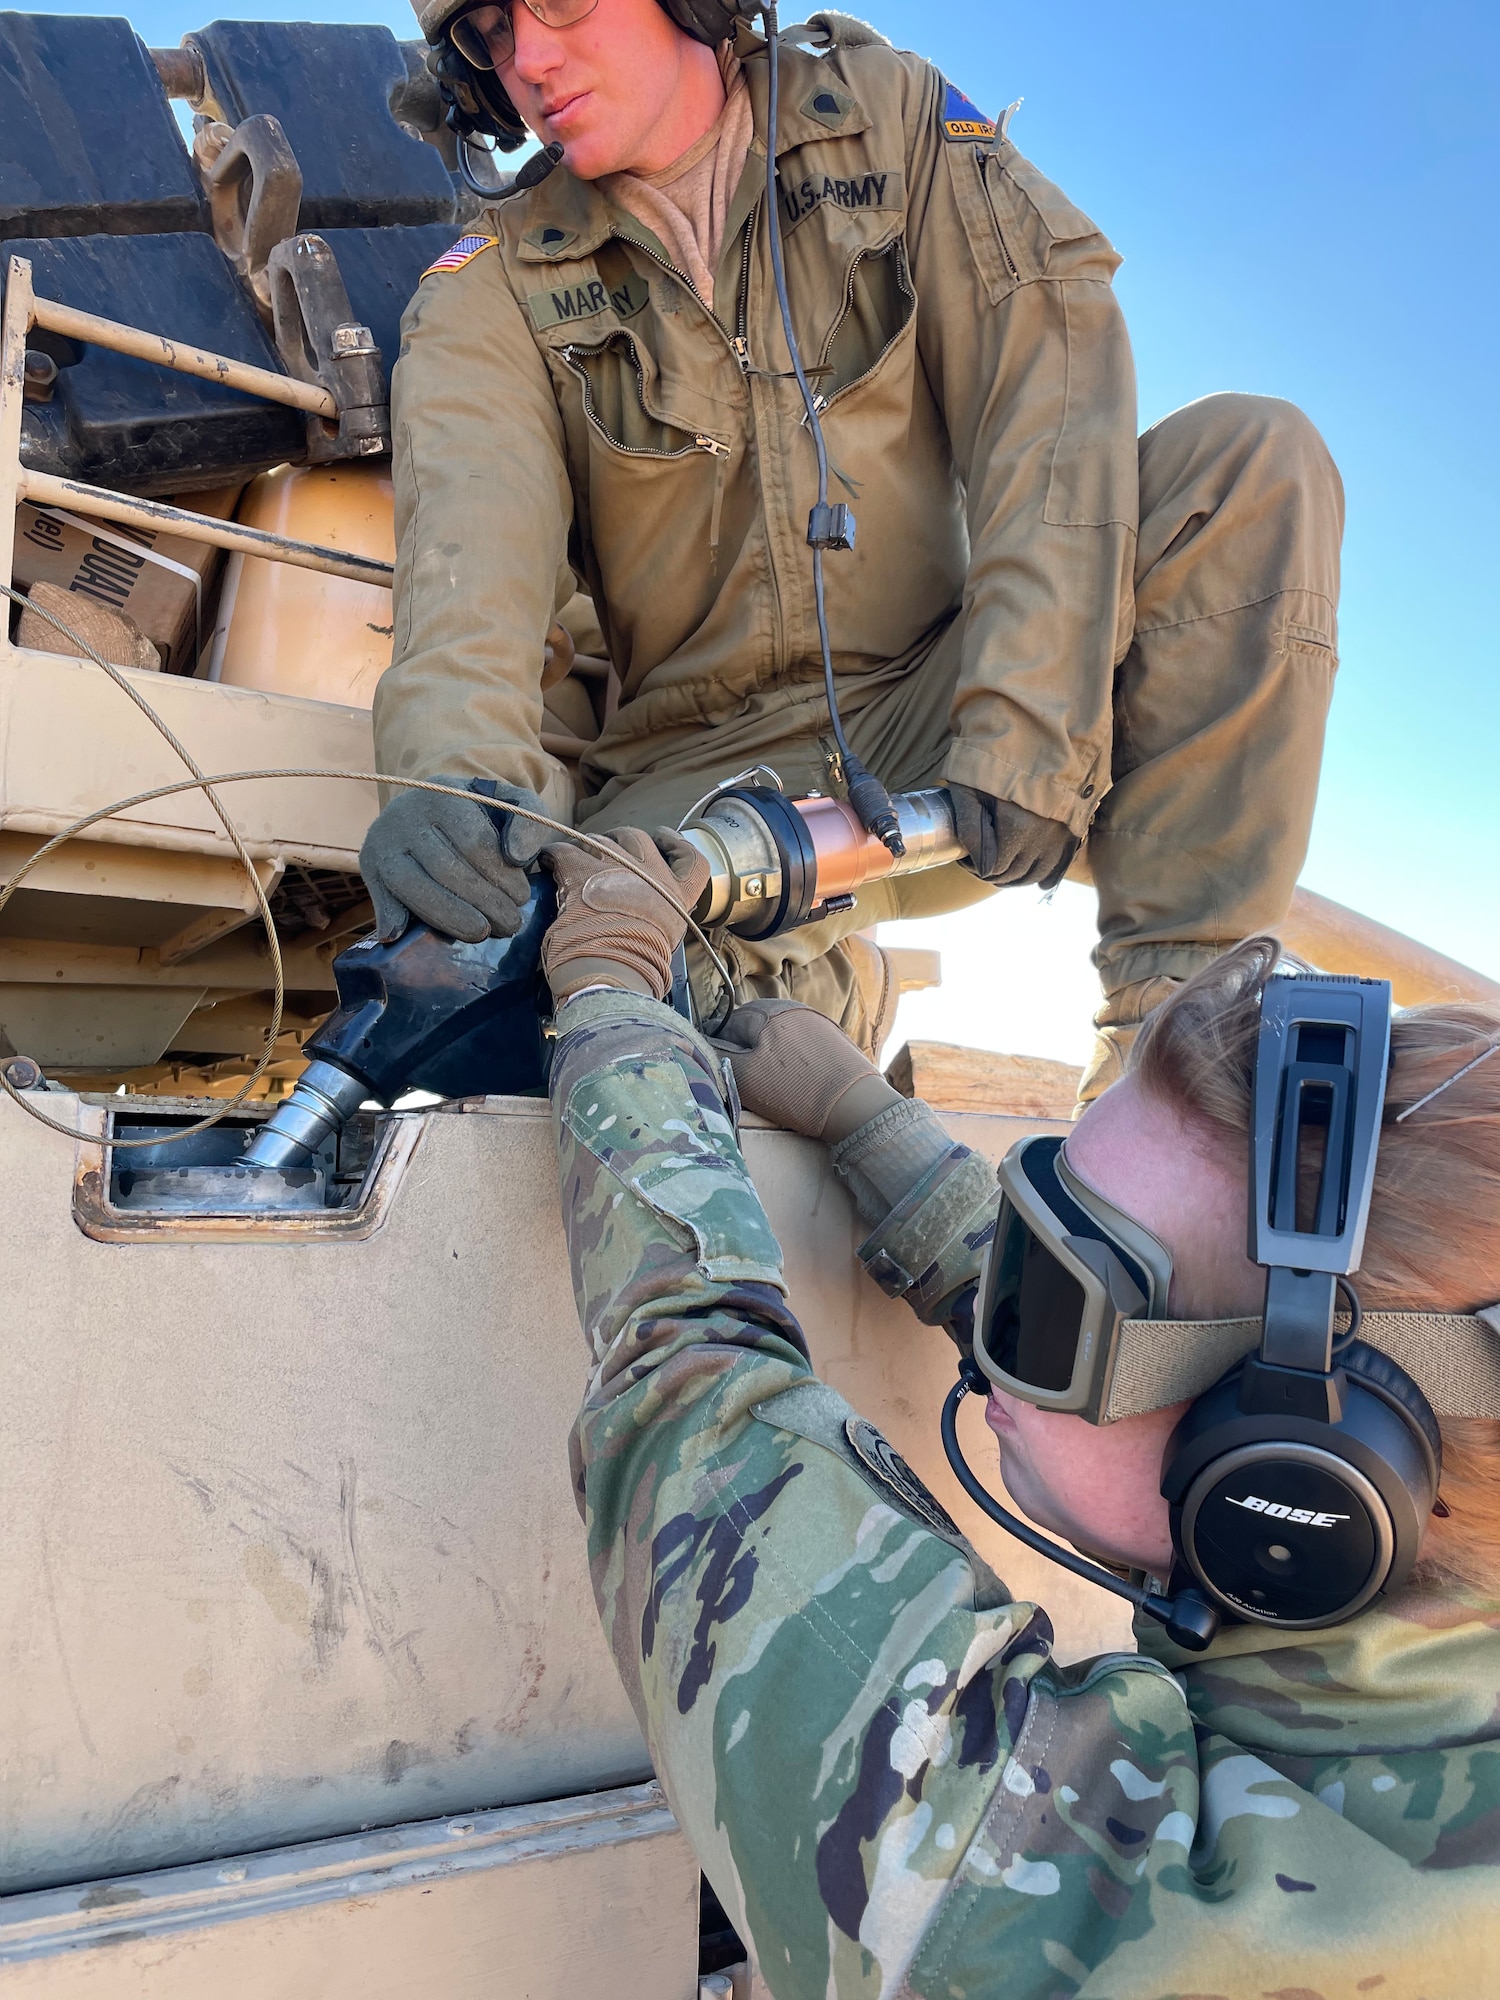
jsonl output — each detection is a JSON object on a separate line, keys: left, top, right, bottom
{"left": 558, "top": 331, "right": 717, "bottom": 461}
{"left": 550, "top": 328, "right": 735, "bottom": 613}
{"left": 952, "top": 140, "right": 1118, "bottom": 304}
{"left": 819, "top": 235, "right": 916, "bottom": 406}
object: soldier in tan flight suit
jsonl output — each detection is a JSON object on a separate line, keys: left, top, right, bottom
{"left": 363, "top": 0, "right": 1344, "bottom": 1093}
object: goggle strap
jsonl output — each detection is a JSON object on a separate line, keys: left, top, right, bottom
{"left": 1105, "top": 1307, "right": 1500, "bottom": 1421}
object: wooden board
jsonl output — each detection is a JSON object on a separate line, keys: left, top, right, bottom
{"left": 886, "top": 1039, "right": 1083, "bottom": 1119}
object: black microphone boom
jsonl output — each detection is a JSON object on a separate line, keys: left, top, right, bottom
{"left": 942, "top": 1361, "right": 1219, "bottom": 1652}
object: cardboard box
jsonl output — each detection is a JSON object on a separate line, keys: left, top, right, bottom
{"left": 11, "top": 486, "right": 240, "bottom": 675}
{"left": 17, "top": 578, "right": 162, "bottom": 670}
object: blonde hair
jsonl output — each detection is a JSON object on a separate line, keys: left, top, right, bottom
{"left": 1132, "top": 937, "right": 1500, "bottom": 1595}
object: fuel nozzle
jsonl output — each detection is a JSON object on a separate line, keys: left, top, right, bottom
{"left": 243, "top": 1059, "right": 369, "bottom": 1171}
{"left": 246, "top": 786, "right": 964, "bottom": 1173}
{"left": 243, "top": 875, "right": 556, "bottom": 1172}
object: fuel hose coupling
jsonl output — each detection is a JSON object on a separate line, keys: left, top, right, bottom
{"left": 681, "top": 784, "right": 963, "bottom": 941}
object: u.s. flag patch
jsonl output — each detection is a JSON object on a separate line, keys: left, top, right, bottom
{"left": 941, "top": 79, "right": 996, "bottom": 142}
{"left": 422, "top": 233, "right": 498, "bottom": 279}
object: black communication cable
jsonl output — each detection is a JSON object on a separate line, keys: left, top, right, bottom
{"left": 760, "top": 3, "right": 904, "bottom": 858}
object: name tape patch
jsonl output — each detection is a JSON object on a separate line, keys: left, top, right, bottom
{"left": 942, "top": 79, "right": 996, "bottom": 143}
{"left": 422, "top": 233, "right": 497, "bottom": 279}
{"left": 776, "top": 168, "right": 904, "bottom": 233}
{"left": 527, "top": 271, "right": 651, "bottom": 331}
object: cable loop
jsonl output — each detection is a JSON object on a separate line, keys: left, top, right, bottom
{"left": 0, "top": 583, "right": 733, "bottom": 1150}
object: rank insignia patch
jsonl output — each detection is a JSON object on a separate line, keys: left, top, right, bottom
{"left": 422, "top": 233, "right": 498, "bottom": 279}
{"left": 942, "top": 79, "right": 996, "bottom": 142}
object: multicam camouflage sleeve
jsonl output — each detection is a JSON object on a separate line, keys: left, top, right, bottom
{"left": 834, "top": 1105, "right": 1003, "bottom": 1341}
{"left": 551, "top": 990, "right": 1499, "bottom": 1999}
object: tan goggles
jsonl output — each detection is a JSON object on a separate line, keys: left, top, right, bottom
{"left": 449, "top": 0, "right": 601, "bottom": 68}
{"left": 972, "top": 1134, "right": 1175, "bottom": 1422}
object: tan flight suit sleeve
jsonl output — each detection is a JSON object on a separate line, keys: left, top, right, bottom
{"left": 373, "top": 245, "right": 576, "bottom": 805}
{"left": 902, "top": 72, "right": 1138, "bottom": 838}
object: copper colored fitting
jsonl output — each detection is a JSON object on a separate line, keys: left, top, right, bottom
{"left": 682, "top": 785, "right": 963, "bottom": 940}
{"left": 795, "top": 793, "right": 895, "bottom": 902}
{"left": 797, "top": 787, "right": 964, "bottom": 902}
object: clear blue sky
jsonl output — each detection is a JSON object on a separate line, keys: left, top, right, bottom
{"left": 889, "top": 0, "right": 1500, "bottom": 980}
{"left": 37, "top": 0, "right": 1500, "bottom": 981}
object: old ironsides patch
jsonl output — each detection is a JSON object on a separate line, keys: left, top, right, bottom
{"left": 941, "top": 79, "right": 996, "bottom": 143}
{"left": 845, "top": 1416, "right": 962, "bottom": 1540}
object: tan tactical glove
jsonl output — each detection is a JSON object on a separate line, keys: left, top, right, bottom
{"left": 714, "top": 999, "right": 901, "bottom": 1143}
{"left": 949, "top": 785, "right": 1080, "bottom": 889}
{"left": 541, "top": 827, "right": 710, "bottom": 1004}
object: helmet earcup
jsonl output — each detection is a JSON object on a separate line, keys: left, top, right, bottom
{"left": 431, "top": 43, "right": 531, "bottom": 152}
{"left": 656, "top": 0, "right": 755, "bottom": 45}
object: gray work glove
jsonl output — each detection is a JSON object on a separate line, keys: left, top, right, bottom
{"left": 949, "top": 785, "right": 1080, "bottom": 890}
{"left": 359, "top": 777, "right": 549, "bottom": 942}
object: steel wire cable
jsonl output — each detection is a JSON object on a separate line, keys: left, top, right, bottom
{"left": 0, "top": 583, "right": 733, "bottom": 1150}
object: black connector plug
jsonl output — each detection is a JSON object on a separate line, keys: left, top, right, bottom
{"left": 808, "top": 502, "right": 856, "bottom": 552}
{"left": 843, "top": 752, "right": 906, "bottom": 859}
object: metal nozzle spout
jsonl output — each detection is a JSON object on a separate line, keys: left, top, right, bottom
{"left": 242, "top": 1059, "right": 370, "bottom": 1171}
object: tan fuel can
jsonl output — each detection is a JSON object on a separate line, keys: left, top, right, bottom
{"left": 216, "top": 462, "right": 395, "bottom": 706}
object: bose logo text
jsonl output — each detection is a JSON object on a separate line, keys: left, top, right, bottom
{"left": 1226, "top": 1495, "right": 1350, "bottom": 1527}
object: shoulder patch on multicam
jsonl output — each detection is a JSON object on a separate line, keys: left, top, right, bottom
{"left": 845, "top": 1416, "right": 962, "bottom": 1540}
{"left": 941, "top": 78, "right": 996, "bottom": 143}
{"left": 422, "top": 233, "right": 498, "bottom": 279}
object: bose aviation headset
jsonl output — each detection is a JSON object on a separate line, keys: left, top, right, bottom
{"left": 1159, "top": 976, "right": 1440, "bottom": 1629}
{"left": 945, "top": 972, "right": 1443, "bottom": 1651}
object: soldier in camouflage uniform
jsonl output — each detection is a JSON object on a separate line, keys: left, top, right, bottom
{"left": 540, "top": 831, "right": 1500, "bottom": 1997}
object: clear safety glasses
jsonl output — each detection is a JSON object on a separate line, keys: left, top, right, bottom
{"left": 449, "top": 0, "right": 601, "bottom": 70}
{"left": 971, "top": 1134, "right": 1176, "bottom": 1422}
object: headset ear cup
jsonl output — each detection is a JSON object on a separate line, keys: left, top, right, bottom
{"left": 433, "top": 44, "right": 530, "bottom": 151}
{"left": 1339, "top": 1339, "right": 1443, "bottom": 1485}
{"left": 655, "top": 0, "right": 748, "bottom": 46}
{"left": 1160, "top": 1356, "right": 1438, "bottom": 1626}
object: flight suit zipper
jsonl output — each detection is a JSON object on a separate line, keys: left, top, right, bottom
{"left": 975, "top": 148, "right": 1021, "bottom": 284}
{"left": 818, "top": 241, "right": 918, "bottom": 415}
{"left": 593, "top": 202, "right": 781, "bottom": 641}
{"left": 609, "top": 208, "right": 759, "bottom": 371}
{"left": 730, "top": 203, "right": 758, "bottom": 372}
{"left": 560, "top": 341, "right": 725, "bottom": 461}
{"left": 598, "top": 208, "right": 765, "bottom": 579}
